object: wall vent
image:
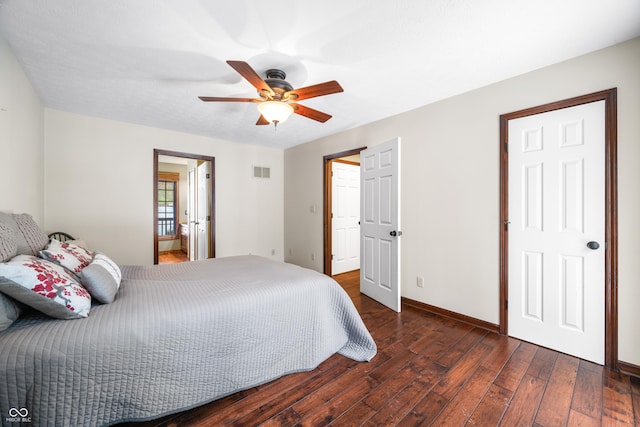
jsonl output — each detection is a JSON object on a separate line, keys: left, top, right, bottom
{"left": 253, "top": 166, "right": 271, "bottom": 179}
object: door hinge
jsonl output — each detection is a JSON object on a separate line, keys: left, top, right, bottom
{"left": 505, "top": 300, "right": 508, "bottom": 310}
{"left": 503, "top": 220, "right": 510, "bottom": 230}
{"left": 504, "top": 143, "right": 508, "bottom": 153}
{"left": 206, "top": 173, "right": 210, "bottom": 179}
{"left": 206, "top": 215, "right": 211, "bottom": 221}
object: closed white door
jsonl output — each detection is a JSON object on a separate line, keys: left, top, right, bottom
{"left": 332, "top": 161, "right": 361, "bottom": 274}
{"left": 196, "top": 161, "right": 210, "bottom": 260}
{"left": 360, "top": 137, "right": 401, "bottom": 312}
{"left": 508, "top": 101, "right": 605, "bottom": 364}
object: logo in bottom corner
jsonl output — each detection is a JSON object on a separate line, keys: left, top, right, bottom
{"left": 6, "top": 407, "right": 31, "bottom": 423}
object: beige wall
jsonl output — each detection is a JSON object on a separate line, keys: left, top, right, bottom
{"left": 284, "top": 37, "right": 640, "bottom": 365}
{"left": 0, "top": 35, "right": 44, "bottom": 223}
{"left": 44, "top": 109, "right": 284, "bottom": 266}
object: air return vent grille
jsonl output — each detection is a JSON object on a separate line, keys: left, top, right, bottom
{"left": 253, "top": 166, "right": 271, "bottom": 178}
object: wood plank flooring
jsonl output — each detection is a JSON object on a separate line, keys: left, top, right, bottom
{"left": 121, "top": 270, "right": 639, "bottom": 426}
{"left": 158, "top": 250, "right": 189, "bottom": 264}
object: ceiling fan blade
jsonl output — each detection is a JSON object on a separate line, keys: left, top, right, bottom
{"left": 198, "top": 96, "right": 260, "bottom": 102}
{"left": 291, "top": 103, "right": 332, "bottom": 123}
{"left": 226, "top": 60, "right": 274, "bottom": 96}
{"left": 256, "top": 115, "right": 270, "bottom": 125}
{"left": 286, "top": 81, "right": 343, "bottom": 101}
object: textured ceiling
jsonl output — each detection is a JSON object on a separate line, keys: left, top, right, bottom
{"left": 1, "top": 0, "right": 639, "bottom": 149}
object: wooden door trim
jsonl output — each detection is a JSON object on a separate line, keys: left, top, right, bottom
{"left": 154, "top": 149, "right": 216, "bottom": 264}
{"left": 499, "top": 88, "right": 618, "bottom": 368}
{"left": 323, "top": 147, "right": 367, "bottom": 275}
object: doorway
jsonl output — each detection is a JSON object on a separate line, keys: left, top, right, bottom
{"left": 330, "top": 159, "right": 361, "bottom": 275}
{"left": 153, "top": 149, "right": 215, "bottom": 265}
{"left": 323, "top": 147, "right": 366, "bottom": 276}
{"left": 499, "top": 88, "right": 618, "bottom": 368}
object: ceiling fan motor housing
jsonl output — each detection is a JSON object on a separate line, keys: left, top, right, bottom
{"left": 263, "top": 69, "right": 294, "bottom": 100}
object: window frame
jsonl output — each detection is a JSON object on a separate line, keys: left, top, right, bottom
{"left": 157, "top": 171, "right": 180, "bottom": 241}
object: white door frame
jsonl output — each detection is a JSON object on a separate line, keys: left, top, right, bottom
{"left": 499, "top": 88, "right": 618, "bottom": 368}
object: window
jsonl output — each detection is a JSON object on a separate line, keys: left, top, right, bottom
{"left": 157, "top": 172, "right": 180, "bottom": 240}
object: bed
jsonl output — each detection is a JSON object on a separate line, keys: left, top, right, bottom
{"left": 0, "top": 214, "right": 376, "bottom": 427}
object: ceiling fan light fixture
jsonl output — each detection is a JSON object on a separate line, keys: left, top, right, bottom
{"left": 258, "top": 101, "right": 294, "bottom": 124}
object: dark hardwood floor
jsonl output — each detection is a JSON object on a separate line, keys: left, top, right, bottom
{"left": 122, "top": 269, "right": 640, "bottom": 426}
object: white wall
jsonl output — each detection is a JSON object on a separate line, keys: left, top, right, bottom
{"left": 44, "top": 109, "right": 284, "bottom": 266}
{"left": 0, "top": 35, "right": 44, "bottom": 223}
{"left": 284, "top": 37, "right": 640, "bottom": 366}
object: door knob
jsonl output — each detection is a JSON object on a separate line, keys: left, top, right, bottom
{"left": 587, "top": 241, "right": 600, "bottom": 250}
{"left": 390, "top": 231, "right": 402, "bottom": 237}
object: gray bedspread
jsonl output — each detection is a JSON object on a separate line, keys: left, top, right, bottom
{"left": 0, "top": 255, "right": 376, "bottom": 426}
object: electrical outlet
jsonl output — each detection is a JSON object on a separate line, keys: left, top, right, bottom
{"left": 417, "top": 276, "right": 424, "bottom": 288}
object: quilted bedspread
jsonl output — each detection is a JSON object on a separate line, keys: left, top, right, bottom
{"left": 0, "top": 255, "right": 376, "bottom": 426}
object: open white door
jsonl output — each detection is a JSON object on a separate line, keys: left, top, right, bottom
{"left": 188, "top": 168, "right": 196, "bottom": 261}
{"left": 331, "top": 161, "right": 360, "bottom": 275}
{"left": 508, "top": 101, "right": 605, "bottom": 364}
{"left": 360, "top": 137, "right": 401, "bottom": 312}
{"left": 196, "top": 161, "right": 210, "bottom": 260}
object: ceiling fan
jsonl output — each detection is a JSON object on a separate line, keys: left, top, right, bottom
{"left": 199, "top": 60, "right": 344, "bottom": 127}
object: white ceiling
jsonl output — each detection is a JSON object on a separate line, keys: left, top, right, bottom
{"left": 1, "top": 1, "right": 639, "bottom": 149}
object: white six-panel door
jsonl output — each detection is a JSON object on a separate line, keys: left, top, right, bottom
{"left": 332, "top": 161, "right": 361, "bottom": 275}
{"left": 196, "top": 161, "right": 210, "bottom": 260}
{"left": 508, "top": 101, "right": 605, "bottom": 364}
{"left": 360, "top": 138, "right": 401, "bottom": 312}
{"left": 188, "top": 168, "right": 196, "bottom": 261}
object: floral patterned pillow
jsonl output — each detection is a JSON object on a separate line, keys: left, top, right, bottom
{"left": 39, "top": 239, "right": 94, "bottom": 276}
{"left": 0, "top": 255, "right": 91, "bottom": 319}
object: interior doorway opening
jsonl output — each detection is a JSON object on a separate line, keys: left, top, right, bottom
{"left": 323, "top": 147, "right": 366, "bottom": 276}
{"left": 153, "top": 149, "right": 215, "bottom": 265}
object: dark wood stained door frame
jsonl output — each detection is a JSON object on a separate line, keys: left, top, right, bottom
{"left": 153, "top": 149, "right": 216, "bottom": 265}
{"left": 323, "top": 147, "right": 367, "bottom": 276}
{"left": 499, "top": 88, "right": 618, "bottom": 368}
